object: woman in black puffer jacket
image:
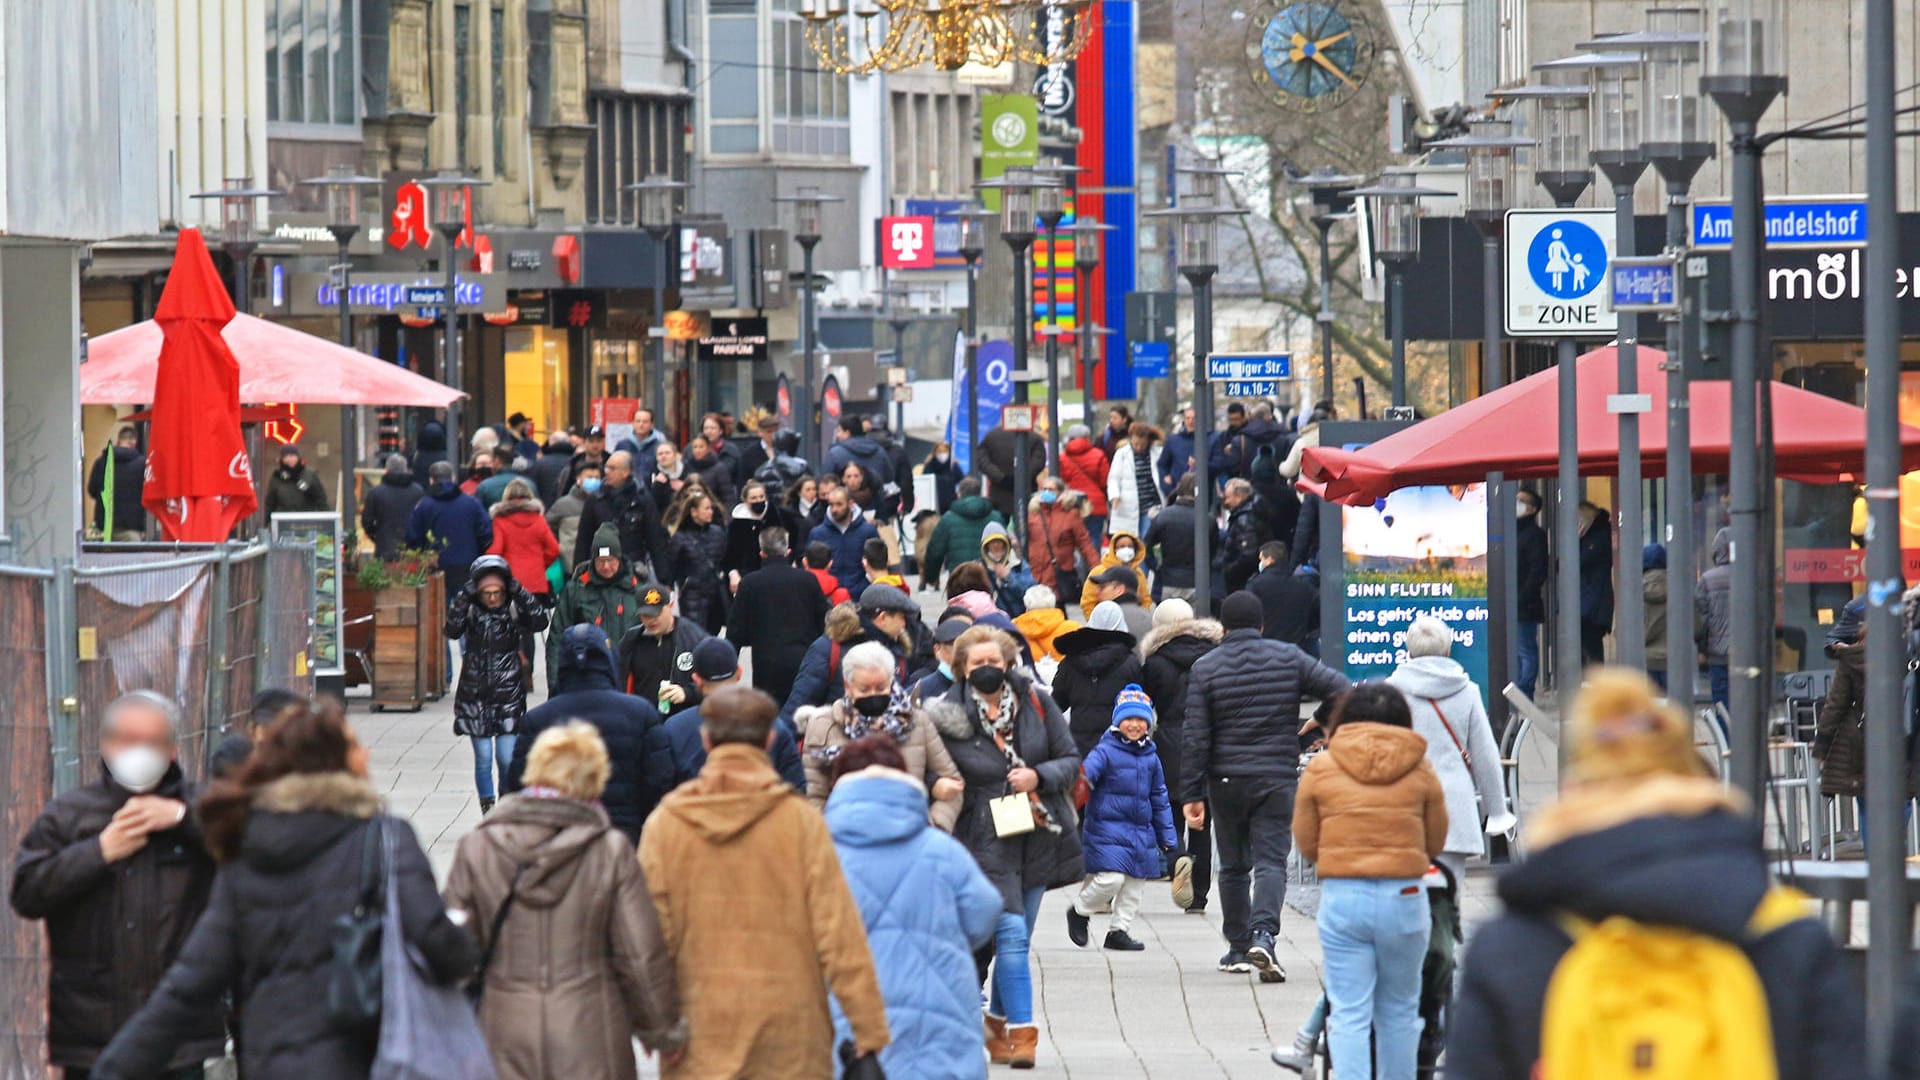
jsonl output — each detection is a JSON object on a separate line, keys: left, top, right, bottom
{"left": 666, "top": 488, "right": 730, "bottom": 634}
{"left": 447, "top": 554, "right": 549, "bottom": 811}
{"left": 91, "top": 700, "right": 476, "bottom": 1080}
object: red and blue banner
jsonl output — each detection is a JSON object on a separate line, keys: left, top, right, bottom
{"left": 1074, "top": 1, "right": 1137, "bottom": 399}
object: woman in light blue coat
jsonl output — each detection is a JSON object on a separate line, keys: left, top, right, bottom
{"left": 826, "top": 736, "right": 1004, "bottom": 1079}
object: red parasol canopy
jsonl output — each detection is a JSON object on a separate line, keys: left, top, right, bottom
{"left": 83, "top": 309, "right": 463, "bottom": 407}
{"left": 140, "top": 229, "right": 258, "bottom": 541}
{"left": 1302, "top": 344, "right": 1920, "bottom": 505}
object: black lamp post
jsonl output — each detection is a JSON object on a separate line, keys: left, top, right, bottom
{"left": 977, "top": 166, "right": 1055, "bottom": 535}
{"left": 300, "top": 166, "right": 382, "bottom": 533}
{"left": 883, "top": 283, "right": 918, "bottom": 436}
{"left": 1299, "top": 170, "right": 1365, "bottom": 408}
{"left": 1071, "top": 217, "right": 1115, "bottom": 410}
{"left": 415, "top": 172, "right": 485, "bottom": 462}
{"left": 775, "top": 187, "right": 844, "bottom": 468}
{"left": 950, "top": 206, "right": 993, "bottom": 476}
{"left": 1344, "top": 170, "right": 1448, "bottom": 409}
{"left": 1147, "top": 165, "right": 1247, "bottom": 615}
{"left": 191, "top": 178, "right": 283, "bottom": 316}
{"left": 630, "top": 176, "right": 688, "bottom": 433}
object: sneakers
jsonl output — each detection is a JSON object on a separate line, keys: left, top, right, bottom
{"left": 1170, "top": 855, "right": 1195, "bottom": 910}
{"left": 1103, "top": 930, "right": 1146, "bottom": 951}
{"left": 1218, "top": 950, "right": 1253, "bottom": 973}
{"left": 1184, "top": 904, "right": 1209, "bottom": 915}
{"left": 1248, "top": 932, "right": 1286, "bottom": 983}
{"left": 1065, "top": 905, "right": 1090, "bottom": 948}
{"left": 1271, "top": 1031, "right": 1317, "bottom": 1072}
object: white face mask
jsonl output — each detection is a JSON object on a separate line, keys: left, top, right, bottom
{"left": 936, "top": 453, "right": 951, "bottom": 464}
{"left": 106, "top": 745, "right": 170, "bottom": 794}
{"left": 1115, "top": 546, "right": 1136, "bottom": 563}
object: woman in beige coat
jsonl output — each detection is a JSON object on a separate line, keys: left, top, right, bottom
{"left": 801, "top": 640, "right": 965, "bottom": 831}
{"left": 445, "top": 722, "right": 687, "bottom": 1079}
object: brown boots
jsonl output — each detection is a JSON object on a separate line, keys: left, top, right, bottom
{"left": 985, "top": 1015, "right": 1010, "bottom": 1064}
{"left": 983, "top": 1016, "right": 1037, "bottom": 1068}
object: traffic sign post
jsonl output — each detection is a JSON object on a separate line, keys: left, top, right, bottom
{"left": 1503, "top": 209, "right": 1618, "bottom": 338}
{"left": 1609, "top": 255, "right": 1680, "bottom": 314}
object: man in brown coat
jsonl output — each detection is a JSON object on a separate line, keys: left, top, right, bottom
{"left": 640, "top": 685, "right": 890, "bottom": 1078}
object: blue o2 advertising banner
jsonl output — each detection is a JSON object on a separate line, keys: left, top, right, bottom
{"left": 1340, "top": 482, "right": 1491, "bottom": 707}
{"left": 945, "top": 338, "right": 1016, "bottom": 474}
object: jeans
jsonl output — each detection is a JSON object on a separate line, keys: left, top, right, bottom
{"left": 1210, "top": 774, "right": 1294, "bottom": 950}
{"left": 1515, "top": 621, "right": 1541, "bottom": 699}
{"left": 988, "top": 885, "right": 1046, "bottom": 1025}
{"left": 1085, "top": 514, "right": 1107, "bottom": 550}
{"left": 1319, "top": 877, "right": 1431, "bottom": 1080}
{"left": 1075, "top": 873, "right": 1146, "bottom": 933}
{"left": 1709, "top": 663, "right": 1730, "bottom": 713}
{"left": 471, "top": 733, "right": 517, "bottom": 800}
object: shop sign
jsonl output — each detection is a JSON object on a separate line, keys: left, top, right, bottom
{"left": 508, "top": 290, "right": 551, "bottom": 326}
{"left": 980, "top": 95, "right": 1039, "bottom": 211}
{"left": 290, "top": 271, "right": 508, "bottom": 316}
{"left": 697, "top": 317, "right": 770, "bottom": 363}
{"left": 879, "top": 216, "right": 937, "bottom": 269}
{"left": 681, "top": 221, "right": 731, "bottom": 288}
{"left": 904, "top": 199, "right": 971, "bottom": 266}
{"left": 508, "top": 249, "right": 543, "bottom": 272}
{"left": 751, "top": 228, "right": 790, "bottom": 309}
{"left": 548, "top": 290, "right": 605, "bottom": 329}
{"left": 1032, "top": 8, "right": 1076, "bottom": 118}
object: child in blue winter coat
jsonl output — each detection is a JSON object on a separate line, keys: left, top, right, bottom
{"left": 1066, "top": 684, "right": 1181, "bottom": 951}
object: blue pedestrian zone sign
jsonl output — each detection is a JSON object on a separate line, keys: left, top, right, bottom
{"left": 1609, "top": 256, "right": 1679, "bottom": 313}
{"left": 1205, "top": 353, "right": 1291, "bottom": 381}
{"left": 1131, "top": 341, "right": 1170, "bottom": 378}
{"left": 1527, "top": 220, "right": 1607, "bottom": 300}
{"left": 1504, "top": 209, "right": 1618, "bottom": 337}
{"left": 1690, "top": 196, "right": 1868, "bottom": 250}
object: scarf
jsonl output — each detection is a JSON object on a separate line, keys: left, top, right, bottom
{"left": 811, "top": 684, "right": 916, "bottom": 763}
{"left": 970, "top": 683, "right": 1061, "bottom": 833}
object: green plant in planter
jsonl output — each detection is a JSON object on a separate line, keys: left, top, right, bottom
{"left": 355, "top": 558, "right": 393, "bottom": 592}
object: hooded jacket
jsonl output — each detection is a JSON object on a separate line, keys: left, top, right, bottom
{"left": 827, "top": 434, "right": 896, "bottom": 488}
{"left": 1012, "top": 605, "right": 1078, "bottom": 662}
{"left": 88, "top": 774, "right": 475, "bottom": 1080}
{"left": 978, "top": 521, "right": 1036, "bottom": 615}
{"left": 87, "top": 443, "right": 148, "bottom": 534}
{"left": 975, "top": 428, "right": 1045, "bottom": 519}
{"left": 411, "top": 420, "right": 450, "bottom": 486}
{"left": 362, "top": 469, "right": 426, "bottom": 559}
{"left": 826, "top": 770, "right": 1002, "bottom": 1080}
{"left": 921, "top": 495, "right": 1005, "bottom": 585}
{"left": 1138, "top": 618, "right": 1222, "bottom": 810}
{"left": 574, "top": 476, "right": 671, "bottom": 581}
{"left": 1696, "top": 527, "right": 1734, "bottom": 663}
{"left": 545, "top": 483, "right": 594, "bottom": 573}
{"left": 779, "top": 603, "right": 907, "bottom": 729}
{"left": 1386, "top": 657, "right": 1509, "bottom": 856}
{"left": 1052, "top": 624, "right": 1147, "bottom": 755}
{"left": 808, "top": 510, "right": 882, "bottom": 597}
{"left": 1292, "top": 722, "right": 1447, "bottom": 878}
{"left": 798, "top": 700, "right": 962, "bottom": 831}
{"left": 444, "top": 795, "right": 684, "bottom": 1080}
{"left": 1081, "top": 729, "right": 1180, "bottom": 879}
{"left": 639, "top": 744, "right": 891, "bottom": 1078}
{"left": 1106, "top": 440, "right": 1166, "bottom": 532}
{"left": 529, "top": 441, "right": 576, "bottom": 505}
{"left": 1180, "top": 629, "right": 1351, "bottom": 802}
{"left": 547, "top": 521, "right": 647, "bottom": 681}
{"left": 1445, "top": 777, "right": 1865, "bottom": 1080}
{"left": 510, "top": 630, "right": 673, "bottom": 838}
{"left": 265, "top": 461, "right": 330, "bottom": 516}
{"left": 666, "top": 517, "right": 730, "bottom": 632}
{"left": 1809, "top": 640, "right": 1918, "bottom": 799}
{"left": 446, "top": 567, "right": 550, "bottom": 736}
{"left": 1025, "top": 497, "right": 1098, "bottom": 591}
{"left": 1058, "top": 436, "right": 1111, "bottom": 516}
{"left": 807, "top": 565, "right": 851, "bottom": 605}
{"left": 488, "top": 494, "right": 562, "bottom": 595}
{"left": 1078, "top": 530, "right": 1154, "bottom": 618}
{"left": 9, "top": 762, "right": 221, "bottom": 1071}
{"left": 1141, "top": 501, "right": 1200, "bottom": 590}
{"left": 408, "top": 480, "right": 494, "bottom": 570}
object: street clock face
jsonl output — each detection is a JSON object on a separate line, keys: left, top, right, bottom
{"left": 1245, "top": 0, "right": 1376, "bottom": 113}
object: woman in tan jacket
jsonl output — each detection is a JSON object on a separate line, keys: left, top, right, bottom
{"left": 800, "top": 640, "right": 965, "bottom": 831}
{"left": 445, "top": 722, "right": 686, "bottom": 1079}
{"left": 1293, "top": 682, "right": 1448, "bottom": 1080}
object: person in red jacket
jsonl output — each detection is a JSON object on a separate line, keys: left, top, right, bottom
{"left": 1058, "top": 423, "right": 1112, "bottom": 547}
{"left": 1027, "top": 477, "right": 1098, "bottom": 596}
{"left": 486, "top": 478, "right": 561, "bottom": 602}
{"left": 804, "top": 540, "right": 852, "bottom": 605}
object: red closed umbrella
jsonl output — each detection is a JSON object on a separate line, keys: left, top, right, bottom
{"left": 1301, "top": 344, "right": 1920, "bottom": 505}
{"left": 140, "top": 229, "right": 258, "bottom": 541}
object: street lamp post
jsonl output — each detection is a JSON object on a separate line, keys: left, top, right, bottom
{"left": 1148, "top": 165, "right": 1247, "bottom": 615}
{"left": 1072, "top": 218, "right": 1116, "bottom": 414}
{"left": 631, "top": 176, "right": 688, "bottom": 436}
{"left": 884, "top": 283, "right": 915, "bottom": 436}
{"left": 192, "top": 179, "right": 282, "bottom": 316}
{"left": 1345, "top": 171, "right": 1449, "bottom": 410}
{"left": 416, "top": 172, "right": 485, "bottom": 463}
{"left": 1432, "top": 118, "right": 1532, "bottom": 733}
{"left": 301, "top": 167, "right": 382, "bottom": 536}
{"left": 776, "top": 187, "right": 844, "bottom": 468}
{"left": 1300, "top": 170, "right": 1365, "bottom": 408}
{"left": 952, "top": 207, "right": 993, "bottom": 476}
{"left": 1702, "top": 0, "right": 1784, "bottom": 805}
{"left": 977, "top": 167, "right": 1055, "bottom": 538}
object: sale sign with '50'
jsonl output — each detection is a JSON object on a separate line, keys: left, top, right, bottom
{"left": 879, "top": 216, "right": 937, "bottom": 269}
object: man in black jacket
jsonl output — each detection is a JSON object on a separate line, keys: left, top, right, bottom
{"left": 527, "top": 431, "right": 575, "bottom": 505}
{"left": 10, "top": 691, "right": 223, "bottom": 1078}
{"left": 573, "top": 450, "right": 670, "bottom": 579}
{"left": 975, "top": 426, "right": 1045, "bottom": 520}
{"left": 508, "top": 624, "right": 673, "bottom": 839}
{"left": 1247, "top": 541, "right": 1319, "bottom": 652}
{"left": 360, "top": 453, "right": 426, "bottom": 559}
{"left": 618, "top": 584, "right": 712, "bottom": 710}
{"left": 1217, "top": 479, "right": 1273, "bottom": 595}
{"left": 1514, "top": 488, "right": 1549, "bottom": 700}
{"left": 1143, "top": 476, "right": 1202, "bottom": 600}
{"left": 1182, "top": 591, "right": 1348, "bottom": 982}
{"left": 263, "top": 443, "right": 330, "bottom": 517}
{"left": 726, "top": 527, "right": 831, "bottom": 698}
{"left": 87, "top": 426, "right": 147, "bottom": 540}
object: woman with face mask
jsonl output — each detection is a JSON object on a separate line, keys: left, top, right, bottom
{"left": 923, "top": 627, "right": 1084, "bottom": 1070}
{"left": 922, "top": 441, "right": 963, "bottom": 514}
{"left": 723, "top": 480, "right": 774, "bottom": 577}
{"left": 799, "top": 641, "right": 964, "bottom": 831}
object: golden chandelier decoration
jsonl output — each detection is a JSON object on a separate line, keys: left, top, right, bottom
{"left": 802, "top": 0, "right": 1094, "bottom": 75}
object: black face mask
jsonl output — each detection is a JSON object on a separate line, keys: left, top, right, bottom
{"left": 851, "top": 693, "right": 892, "bottom": 718}
{"left": 967, "top": 666, "right": 1007, "bottom": 694}
{"left": 747, "top": 501, "right": 767, "bottom": 514}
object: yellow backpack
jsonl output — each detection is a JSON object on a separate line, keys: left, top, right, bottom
{"left": 1539, "top": 886, "right": 1811, "bottom": 1080}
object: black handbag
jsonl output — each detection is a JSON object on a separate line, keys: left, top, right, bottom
{"left": 838, "top": 1039, "right": 887, "bottom": 1080}
{"left": 326, "top": 818, "right": 385, "bottom": 1033}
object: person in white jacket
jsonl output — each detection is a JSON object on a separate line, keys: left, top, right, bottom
{"left": 1105, "top": 422, "right": 1168, "bottom": 541}
{"left": 1385, "top": 615, "right": 1514, "bottom": 883}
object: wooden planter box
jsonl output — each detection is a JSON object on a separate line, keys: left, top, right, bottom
{"left": 371, "top": 577, "right": 444, "bottom": 711}
{"left": 343, "top": 577, "right": 376, "bottom": 688}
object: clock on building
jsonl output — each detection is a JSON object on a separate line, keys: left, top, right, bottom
{"left": 1245, "top": 0, "right": 1376, "bottom": 112}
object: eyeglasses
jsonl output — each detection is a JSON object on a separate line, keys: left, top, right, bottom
{"left": 478, "top": 588, "right": 506, "bottom": 599}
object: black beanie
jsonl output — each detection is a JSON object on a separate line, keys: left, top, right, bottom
{"left": 1220, "top": 591, "right": 1264, "bottom": 632}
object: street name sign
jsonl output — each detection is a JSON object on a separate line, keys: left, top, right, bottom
{"left": 1131, "top": 341, "right": 1170, "bottom": 378}
{"left": 1609, "top": 256, "right": 1680, "bottom": 313}
{"left": 1689, "top": 195, "right": 1868, "bottom": 250}
{"left": 1205, "top": 353, "right": 1291, "bottom": 381}
{"left": 405, "top": 285, "right": 449, "bottom": 306}
{"left": 1504, "top": 209, "right": 1618, "bottom": 338}
{"left": 1220, "top": 380, "right": 1283, "bottom": 397}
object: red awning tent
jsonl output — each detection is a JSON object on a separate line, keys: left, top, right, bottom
{"left": 83, "top": 311, "right": 463, "bottom": 408}
{"left": 1301, "top": 344, "right": 1920, "bottom": 505}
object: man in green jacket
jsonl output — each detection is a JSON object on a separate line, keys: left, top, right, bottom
{"left": 918, "top": 477, "right": 1005, "bottom": 589}
{"left": 547, "top": 521, "right": 649, "bottom": 685}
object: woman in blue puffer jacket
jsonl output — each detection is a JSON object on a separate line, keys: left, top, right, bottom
{"left": 825, "top": 736, "right": 1002, "bottom": 1080}
{"left": 1065, "top": 684, "right": 1180, "bottom": 952}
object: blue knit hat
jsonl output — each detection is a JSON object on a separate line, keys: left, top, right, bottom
{"left": 1111, "top": 684, "right": 1156, "bottom": 732}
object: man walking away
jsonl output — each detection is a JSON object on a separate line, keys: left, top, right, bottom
{"left": 727, "top": 527, "right": 831, "bottom": 698}
{"left": 1247, "top": 541, "right": 1318, "bottom": 651}
{"left": 920, "top": 477, "right": 1004, "bottom": 590}
{"left": 1513, "top": 488, "right": 1548, "bottom": 700}
{"left": 11, "top": 692, "right": 223, "bottom": 1079}
{"left": 1183, "top": 591, "right": 1349, "bottom": 982}
{"left": 528, "top": 430, "right": 575, "bottom": 505}
{"left": 640, "top": 685, "right": 890, "bottom": 1077}
{"left": 360, "top": 454, "right": 426, "bottom": 559}
{"left": 407, "top": 460, "right": 493, "bottom": 600}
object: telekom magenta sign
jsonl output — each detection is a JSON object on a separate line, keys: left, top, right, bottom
{"left": 879, "top": 216, "right": 936, "bottom": 269}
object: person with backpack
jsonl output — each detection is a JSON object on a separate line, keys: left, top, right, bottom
{"left": 1221, "top": 401, "right": 1291, "bottom": 482}
{"left": 1058, "top": 424, "right": 1113, "bottom": 546}
{"left": 1445, "top": 667, "right": 1866, "bottom": 1080}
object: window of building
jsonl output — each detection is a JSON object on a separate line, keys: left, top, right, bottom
{"left": 707, "top": 12, "right": 760, "bottom": 154}
{"left": 456, "top": 4, "right": 473, "bottom": 166}
{"left": 771, "top": 0, "right": 848, "bottom": 156}
{"left": 265, "top": 0, "right": 357, "bottom": 130}
{"left": 586, "top": 94, "right": 692, "bottom": 225}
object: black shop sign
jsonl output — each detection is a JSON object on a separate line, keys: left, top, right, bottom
{"left": 697, "top": 316, "right": 769, "bottom": 363}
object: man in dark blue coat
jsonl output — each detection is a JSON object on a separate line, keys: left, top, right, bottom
{"left": 506, "top": 625, "right": 672, "bottom": 840}
{"left": 660, "top": 638, "right": 806, "bottom": 790}
{"left": 406, "top": 460, "right": 493, "bottom": 598}
{"left": 807, "top": 485, "right": 881, "bottom": 597}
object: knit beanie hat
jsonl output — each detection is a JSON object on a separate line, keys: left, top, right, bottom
{"left": 1153, "top": 597, "right": 1195, "bottom": 626}
{"left": 1220, "top": 591, "right": 1264, "bottom": 632}
{"left": 1567, "top": 667, "right": 1710, "bottom": 783}
{"left": 1111, "top": 684, "right": 1156, "bottom": 732}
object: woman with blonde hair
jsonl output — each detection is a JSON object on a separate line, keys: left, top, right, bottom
{"left": 445, "top": 721, "right": 686, "bottom": 1079}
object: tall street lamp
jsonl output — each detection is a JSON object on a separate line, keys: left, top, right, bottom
{"left": 301, "top": 166, "right": 382, "bottom": 535}
{"left": 1299, "top": 169, "right": 1365, "bottom": 408}
{"left": 976, "top": 166, "right": 1055, "bottom": 537}
{"left": 1431, "top": 117, "right": 1531, "bottom": 732}
{"left": 191, "top": 178, "right": 283, "bottom": 315}
{"left": 1702, "top": 0, "right": 1784, "bottom": 805}
{"left": 775, "top": 187, "right": 844, "bottom": 468}
{"left": 883, "top": 283, "right": 917, "bottom": 436}
{"left": 951, "top": 206, "right": 993, "bottom": 476}
{"left": 631, "top": 176, "right": 688, "bottom": 434}
{"left": 1072, "top": 218, "right": 1115, "bottom": 406}
{"left": 1034, "top": 163, "right": 1083, "bottom": 470}
{"left": 1147, "top": 164, "right": 1246, "bottom": 615}
{"left": 1345, "top": 171, "right": 1449, "bottom": 409}
{"left": 416, "top": 172, "right": 485, "bottom": 462}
